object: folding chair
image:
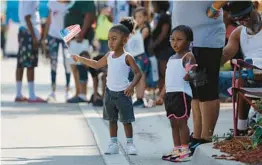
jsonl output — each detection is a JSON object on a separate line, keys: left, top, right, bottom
{"left": 229, "top": 58, "right": 262, "bottom": 136}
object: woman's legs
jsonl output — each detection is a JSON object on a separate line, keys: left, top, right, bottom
{"left": 70, "top": 64, "right": 80, "bottom": 97}
{"left": 62, "top": 43, "right": 71, "bottom": 91}
{"left": 48, "top": 37, "right": 60, "bottom": 93}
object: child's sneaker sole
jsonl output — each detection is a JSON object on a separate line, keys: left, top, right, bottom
{"left": 172, "top": 157, "right": 191, "bottom": 162}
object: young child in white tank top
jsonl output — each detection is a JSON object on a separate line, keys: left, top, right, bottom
{"left": 71, "top": 17, "right": 142, "bottom": 155}
{"left": 157, "top": 25, "right": 197, "bottom": 162}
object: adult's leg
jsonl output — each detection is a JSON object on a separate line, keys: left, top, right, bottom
{"left": 237, "top": 78, "right": 250, "bottom": 134}
{"left": 77, "top": 64, "right": 88, "bottom": 101}
{"left": 62, "top": 42, "right": 71, "bottom": 91}
{"left": 48, "top": 36, "right": 60, "bottom": 93}
{"left": 200, "top": 100, "right": 220, "bottom": 140}
{"left": 197, "top": 48, "right": 222, "bottom": 141}
{"left": 191, "top": 99, "right": 202, "bottom": 139}
{"left": 70, "top": 64, "right": 80, "bottom": 97}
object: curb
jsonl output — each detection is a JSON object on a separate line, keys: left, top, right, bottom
{"left": 79, "top": 104, "right": 130, "bottom": 165}
{"left": 192, "top": 143, "right": 246, "bottom": 165}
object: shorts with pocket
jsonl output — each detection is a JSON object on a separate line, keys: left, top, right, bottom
{"left": 103, "top": 88, "right": 135, "bottom": 124}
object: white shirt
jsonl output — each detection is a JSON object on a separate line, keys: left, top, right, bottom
{"left": 125, "top": 29, "right": 145, "bottom": 57}
{"left": 106, "top": 52, "right": 131, "bottom": 91}
{"left": 240, "top": 26, "right": 262, "bottom": 60}
{"left": 19, "top": 0, "right": 41, "bottom": 40}
{"left": 47, "top": 0, "right": 70, "bottom": 39}
{"left": 165, "top": 54, "right": 192, "bottom": 97}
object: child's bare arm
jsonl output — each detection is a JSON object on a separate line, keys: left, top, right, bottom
{"left": 183, "top": 52, "right": 197, "bottom": 81}
{"left": 124, "top": 55, "right": 142, "bottom": 96}
{"left": 159, "top": 86, "right": 166, "bottom": 99}
{"left": 141, "top": 27, "right": 150, "bottom": 40}
{"left": 183, "top": 52, "right": 197, "bottom": 71}
{"left": 72, "top": 53, "right": 108, "bottom": 69}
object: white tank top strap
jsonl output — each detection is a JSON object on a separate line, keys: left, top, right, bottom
{"left": 180, "top": 52, "right": 192, "bottom": 67}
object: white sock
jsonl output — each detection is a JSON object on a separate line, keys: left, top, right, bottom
{"left": 28, "top": 81, "right": 36, "bottom": 100}
{"left": 237, "top": 119, "right": 248, "bottom": 130}
{"left": 127, "top": 138, "right": 133, "bottom": 144}
{"left": 16, "top": 81, "right": 23, "bottom": 98}
{"left": 78, "top": 94, "right": 87, "bottom": 101}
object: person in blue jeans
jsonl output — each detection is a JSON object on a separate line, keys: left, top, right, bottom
{"left": 71, "top": 17, "right": 142, "bottom": 155}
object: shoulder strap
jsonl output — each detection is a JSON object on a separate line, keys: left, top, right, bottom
{"left": 181, "top": 52, "right": 192, "bottom": 61}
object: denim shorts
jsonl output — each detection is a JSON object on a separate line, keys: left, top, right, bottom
{"left": 219, "top": 71, "right": 262, "bottom": 97}
{"left": 103, "top": 88, "right": 135, "bottom": 124}
{"left": 135, "top": 54, "right": 149, "bottom": 73}
{"left": 77, "top": 64, "right": 88, "bottom": 83}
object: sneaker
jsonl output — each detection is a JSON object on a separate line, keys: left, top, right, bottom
{"left": 189, "top": 138, "right": 201, "bottom": 155}
{"left": 47, "top": 93, "right": 56, "bottom": 102}
{"left": 162, "top": 149, "right": 180, "bottom": 160}
{"left": 174, "top": 151, "right": 191, "bottom": 162}
{"left": 28, "top": 97, "right": 47, "bottom": 103}
{"left": 133, "top": 99, "right": 144, "bottom": 108}
{"left": 67, "top": 96, "right": 87, "bottom": 103}
{"left": 189, "top": 138, "right": 211, "bottom": 156}
{"left": 126, "top": 143, "right": 137, "bottom": 155}
{"left": 105, "top": 142, "right": 119, "bottom": 155}
{"left": 65, "top": 91, "right": 72, "bottom": 101}
{"left": 15, "top": 96, "right": 28, "bottom": 102}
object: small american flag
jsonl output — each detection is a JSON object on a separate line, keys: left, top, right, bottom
{"left": 60, "top": 24, "right": 81, "bottom": 43}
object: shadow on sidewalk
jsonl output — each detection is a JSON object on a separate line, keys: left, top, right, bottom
{"left": 1, "top": 101, "right": 88, "bottom": 116}
{"left": 1, "top": 154, "right": 105, "bottom": 165}
{"left": 1, "top": 144, "right": 97, "bottom": 150}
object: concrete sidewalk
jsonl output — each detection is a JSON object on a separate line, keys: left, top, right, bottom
{"left": 79, "top": 103, "right": 237, "bottom": 165}
{"left": 1, "top": 58, "right": 105, "bottom": 165}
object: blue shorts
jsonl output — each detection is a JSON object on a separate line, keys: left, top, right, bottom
{"left": 146, "top": 57, "right": 158, "bottom": 88}
{"left": 219, "top": 71, "right": 262, "bottom": 97}
{"left": 103, "top": 88, "right": 135, "bottom": 124}
{"left": 135, "top": 54, "right": 149, "bottom": 73}
{"left": 77, "top": 64, "right": 89, "bottom": 83}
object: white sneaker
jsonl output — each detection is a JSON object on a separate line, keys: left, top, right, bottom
{"left": 126, "top": 143, "right": 137, "bottom": 155}
{"left": 105, "top": 142, "right": 119, "bottom": 155}
{"left": 65, "top": 91, "right": 72, "bottom": 101}
{"left": 47, "top": 93, "right": 56, "bottom": 102}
